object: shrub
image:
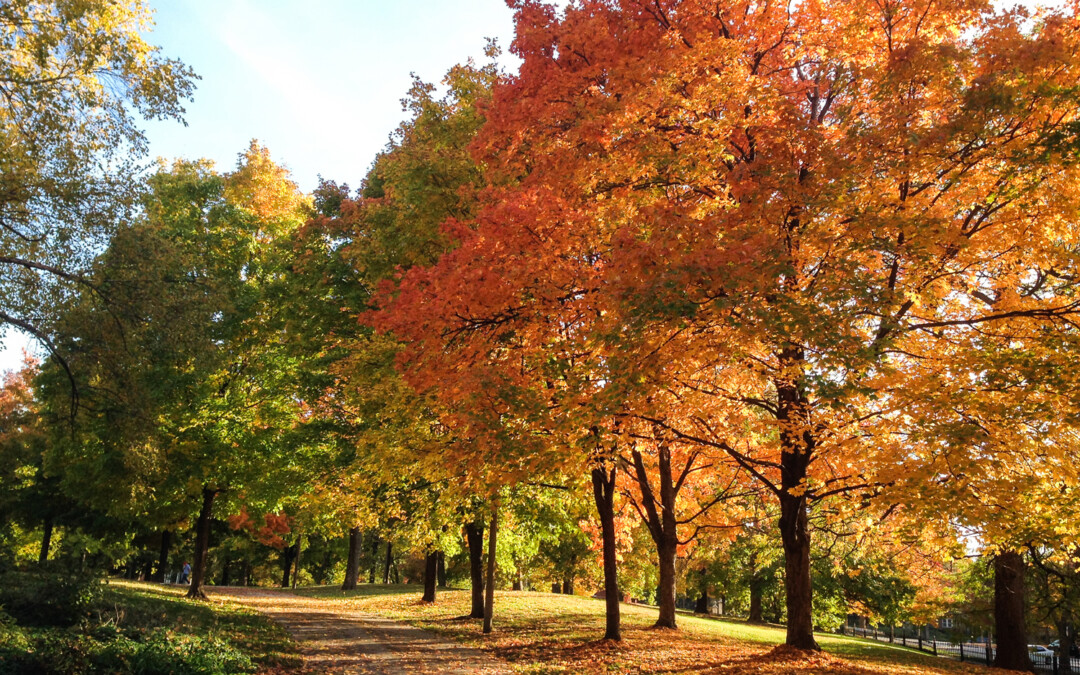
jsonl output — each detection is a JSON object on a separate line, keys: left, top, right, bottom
{"left": 0, "top": 627, "right": 255, "bottom": 675}
{"left": 0, "top": 570, "right": 103, "bottom": 628}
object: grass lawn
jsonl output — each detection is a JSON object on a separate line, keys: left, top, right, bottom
{"left": 103, "top": 579, "right": 300, "bottom": 670}
{"left": 296, "top": 584, "right": 998, "bottom": 674}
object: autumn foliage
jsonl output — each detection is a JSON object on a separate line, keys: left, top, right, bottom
{"left": 377, "top": 0, "right": 1080, "bottom": 652}
{"left": 4, "top": 0, "right": 1080, "bottom": 670}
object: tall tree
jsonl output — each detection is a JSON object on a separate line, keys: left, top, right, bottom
{"left": 0, "top": 0, "right": 195, "bottom": 364}
{"left": 377, "top": 0, "right": 1080, "bottom": 650}
{"left": 39, "top": 143, "right": 312, "bottom": 599}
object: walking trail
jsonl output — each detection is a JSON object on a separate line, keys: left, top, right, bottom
{"left": 211, "top": 587, "right": 511, "bottom": 674}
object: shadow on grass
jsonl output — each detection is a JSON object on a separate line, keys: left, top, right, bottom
{"left": 104, "top": 580, "right": 299, "bottom": 668}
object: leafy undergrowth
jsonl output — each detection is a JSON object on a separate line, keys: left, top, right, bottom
{"left": 297, "top": 584, "right": 999, "bottom": 675}
{"left": 102, "top": 580, "right": 299, "bottom": 669}
{"left": 0, "top": 578, "right": 298, "bottom": 674}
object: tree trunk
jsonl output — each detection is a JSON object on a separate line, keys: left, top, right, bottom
{"left": 483, "top": 501, "right": 499, "bottom": 634}
{"left": 630, "top": 445, "right": 678, "bottom": 629}
{"left": 219, "top": 552, "right": 231, "bottom": 586}
{"left": 992, "top": 550, "right": 1033, "bottom": 672}
{"left": 749, "top": 581, "right": 764, "bottom": 623}
{"left": 562, "top": 575, "right": 574, "bottom": 595}
{"left": 748, "top": 549, "right": 764, "bottom": 622}
{"left": 774, "top": 359, "right": 819, "bottom": 650}
{"left": 153, "top": 530, "right": 171, "bottom": 583}
{"left": 187, "top": 487, "right": 218, "bottom": 600}
{"left": 141, "top": 557, "right": 153, "bottom": 581}
{"left": 280, "top": 543, "right": 296, "bottom": 588}
{"left": 292, "top": 537, "right": 302, "bottom": 589}
{"left": 38, "top": 516, "right": 53, "bottom": 565}
{"left": 437, "top": 551, "right": 447, "bottom": 588}
{"left": 382, "top": 541, "right": 393, "bottom": 584}
{"left": 1057, "top": 620, "right": 1074, "bottom": 674}
{"left": 694, "top": 567, "right": 709, "bottom": 614}
{"left": 591, "top": 463, "right": 622, "bottom": 641}
{"left": 778, "top": 486, "right": 816, "bottom": 648}
{"left": 343, "top": 527, "right": 362, "bottom": 590}
{"left": 368, "top": 536, "right": 379, "bottom": 584}
{"left": 466, "top": 520, "right": 485, "bottom": 618}
{"left": 422, "top": 549, "right": 438, "bottom": 602}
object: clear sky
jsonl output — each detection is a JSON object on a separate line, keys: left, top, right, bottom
{"left": 0, "top": 0, "right": 519, "bottom": 374}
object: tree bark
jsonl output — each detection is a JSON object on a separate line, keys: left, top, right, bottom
{"left": 775, "top": 359, "right": 819, "bottom": 650}
{"left": 292, "top": 537, "right": 302, "bottom": 589}
{"left": 466, "top": 520, "right": 485, "bottom": 618}
{"left": 219, "top": 552, "right": 231, "bottom": 586}
{"left": 422, "top": 549, "right": 439, "bottom": 602}
{"left": 153, "top": 530, "right": 171, "bottom": 583}
{"left": 368, "top": 536, "right": 379, "bottom": 583}
{"left": 437, "top": 551, "right": 446, "bottom": 588}
{"left": 280, "top": 543, "right": 297, "bottom": 588}
{"left": 38, "top": 516, "right": 53, "bottom": 565}
{"left": 562, "top": 575, "right": 574, "bottom": 595}
{"left": 749, "top": 581, "right": 764, "bottom": 623}
{"left": 592, "top": 463, "right": 622, "bottom": 641}
{"left": 992, "top": 550, "right": 1034, "bottom": 672}
{"left": 483, "top": 501, "right": 499, "bottom": 634}
{"left": 187, "top": 487, "right": 218, "bottom": 599}
{"left": 382, "top": 541, "right": 393, "bottom": 584}
{"left": 1057, "top": 620, "right": 1074, "bottom": 674}
{"left": 630, "top": 445, "right": 678, "bottom": 629}
{"left": 778, "top": 486, "right": 816, "bottom": 648}
{"left": 694, "top": 566, "right": 709, "bottom": 614}
{"left": 343, "top": 527, "right": 362, "bottom": 590}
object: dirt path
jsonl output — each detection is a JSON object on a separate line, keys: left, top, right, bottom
{"left": 211, "top": 587, "right": 511, "bottom": 674}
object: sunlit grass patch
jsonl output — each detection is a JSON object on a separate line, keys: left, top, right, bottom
{"left": 105, "top": 579, "right": 299, "bottom": 669}
{"left": 294, "top": 584, "right": 994, "bottom": 674}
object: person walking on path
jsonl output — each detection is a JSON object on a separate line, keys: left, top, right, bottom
{"left": 180, "top": 561, "right": 191, "bottom": 584}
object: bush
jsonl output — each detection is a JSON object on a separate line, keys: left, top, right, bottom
{"left": 0, "top": 570, "right": 103, "bottom": 627}
{"left": 121, "top": 631, "right": 255, "bottom": 675}
{"left": 0, "top": 627, "right": 255, "bottom": 675}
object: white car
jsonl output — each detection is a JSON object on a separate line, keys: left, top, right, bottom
{"left": 1029, "top": 645, "right": 1055, "bottom": 665}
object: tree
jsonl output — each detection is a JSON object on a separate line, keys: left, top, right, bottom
{"left": 39, "top": 143, "right": 313, "bottom": 599}
{"left": 0, "top": 0, "right": 195, "bottom": 366}
{"left": 382, "top": 0, "right": 1080, "bottom": 650}
{"left": 0, "top": 361, "right": 65, "bottom": 564}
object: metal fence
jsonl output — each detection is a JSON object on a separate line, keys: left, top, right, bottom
{"left": 840, "top": 626, "right": 1080, "bottom": 674}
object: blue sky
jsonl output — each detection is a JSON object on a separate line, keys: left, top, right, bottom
{"left": 140, "top": 0, "right": 519, "bottom": 191}
{"left": 0, "top": 0, "right": 519, "bottom": 373}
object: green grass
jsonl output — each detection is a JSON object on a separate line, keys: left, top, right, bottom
{"left": 102, "top": 579, "right": 299, "bottom": 667}
{"left": 0, "top": 578, "right": 299, "bottom": 674}
{"left": 292, "top": 584, "right": 986, "bottom": 674}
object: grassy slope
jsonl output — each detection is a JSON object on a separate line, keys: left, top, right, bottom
{"left": 296, "top": 584, "right": 999, "bottom": 675}
{"left": 103, "top": 580, "right": 299, "bottom": 670}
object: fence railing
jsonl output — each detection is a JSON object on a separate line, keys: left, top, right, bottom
{"left": 840, "top": 625, "right": 1080, "bottom": 674}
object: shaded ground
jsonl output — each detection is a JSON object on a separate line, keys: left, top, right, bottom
{"left": 212, "top": 587, "right": 510, "bottom": 674}
{"left": 294, "top": 586, "right": 1002, "bottom": 675}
